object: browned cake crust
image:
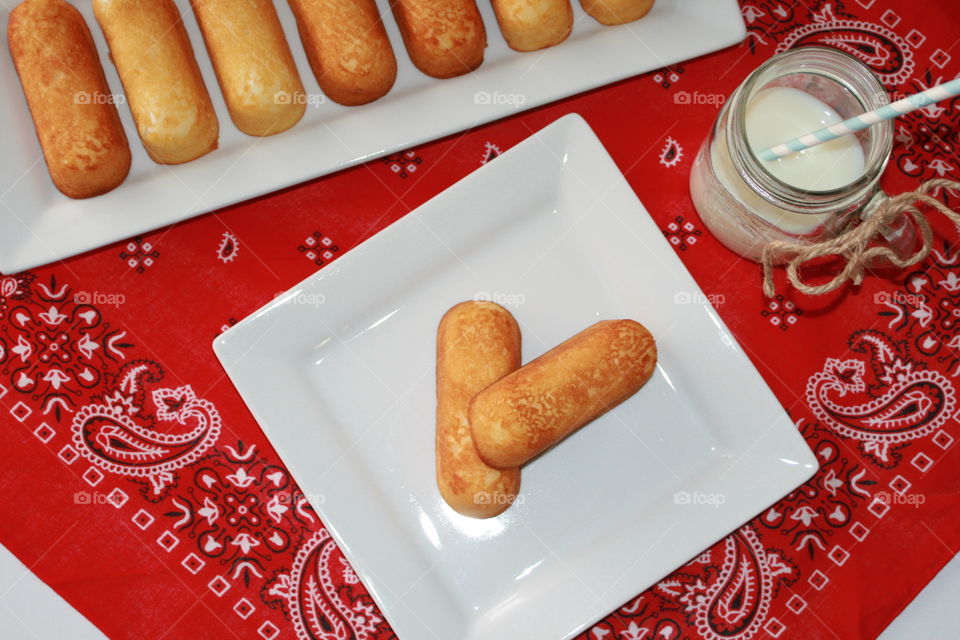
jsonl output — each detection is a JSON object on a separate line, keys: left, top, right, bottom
{"left": 580, "top": 0, "right": 654, "bottom": 26}
{"left": 191, "top": 0, "right": 305, "bottom": 136}
{"left": 491, "top": 0, "right": 572, "bottom": 52}
{"left": 391, "top": 0, "right": 486, "bottom": 79}
{"left": 93, "top": 0, "right": 218, "bottom": 164}
{"left": 436, "top": 301, "right": 522, "bottom": 518}
{"left": 287, "top": 0, "right": 397, "bottom": 106}
{"left": 8, "top": 0, "right": 131, "bottom": 199}
{"left": 471, "top": 319, "right": 657, "bottom": 469}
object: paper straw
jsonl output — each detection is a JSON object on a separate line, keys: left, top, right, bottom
{"left": 757, "top": 77, "right": 960, "bottom": 161}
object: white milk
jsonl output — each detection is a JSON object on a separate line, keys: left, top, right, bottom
{"left": 746, "top": 86, "right": 865, "bottom": 193}
{"left": 692, "top": 86, "right": 867, "bottom": 259}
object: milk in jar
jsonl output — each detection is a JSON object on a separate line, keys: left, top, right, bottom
{"left": 689, "top": 47, "right": 894, "bottom": 263}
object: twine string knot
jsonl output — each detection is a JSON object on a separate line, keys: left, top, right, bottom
{"left": 761, "top": 178, "right": 960, "bottom": 297}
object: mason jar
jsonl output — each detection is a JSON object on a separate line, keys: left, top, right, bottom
{"left": 689, "top": 46, "right": 905, "bottom": 263}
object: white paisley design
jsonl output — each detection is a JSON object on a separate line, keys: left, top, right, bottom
{"left": 71, "top": 362, "right": 222, "bottom": 494}
{"left": 269, "top": 529, "right": 383, "bottom": 640}
{"left": 805, "top": 331, "right": 956, "bottom": 463}
{"left": 659, "top": 136, "right": 683, "bottom": 168}
{"left": 217, "top": 231, "right": 240, "bottom": 263}
{"left": 670, "top": 526, "right": 794, "bottom": 640}
{"left": 776, "top": 3, "right": 915, "bottom": 86}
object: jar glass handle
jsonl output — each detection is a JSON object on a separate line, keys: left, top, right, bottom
{"left": 860, "top": 189, "right": 917, "bottom": 261}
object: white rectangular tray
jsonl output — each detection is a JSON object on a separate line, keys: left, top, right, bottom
{"left": 0, "top": 0, "right": 744, "bottom": 273}
{"left": 214, "top": 114, "right": 817, "bottom": 640}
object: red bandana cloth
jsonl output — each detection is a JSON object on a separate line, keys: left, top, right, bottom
{"left": 1, "top": 1, "right": 959, "bottom": 639}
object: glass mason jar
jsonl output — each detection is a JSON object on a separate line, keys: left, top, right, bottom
{"left": 689, "top": 46, "right": 903, "bottom": 263}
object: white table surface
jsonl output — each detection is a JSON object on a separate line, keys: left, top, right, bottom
{"left": 0, "top": 545, "right": 104, "bottom": 640}
{"left": 2, "top": 542, "right": 957, "bottom": 639}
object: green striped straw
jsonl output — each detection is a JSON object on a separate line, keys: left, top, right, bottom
{"left": 757, "top": 77, "right": 960, "bottom": 162}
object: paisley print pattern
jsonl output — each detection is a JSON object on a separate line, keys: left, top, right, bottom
{"left": 72, "top": 361, "right": 222, "bottom": 496}
{"left": 481, "top": 141, "right": 501, "bottom": 165}
{"left": 894, "top": 246, "right": 960, "bottom": 376}
{"left": 659, "top": 136, "right": 684, "bottom": 168}
{"left": 680, "top": 527, "right": 795, "bottom": 640}
{"left": 776, "top": 4, "right": 914, "bottom": 85}
{"left": 266, "top": 529, "right": 384, "bottom": 640}
{"left": 746, "top": 1, "right": 914, "bottom": 85}
{"left": 806, "top": 331, "right": 956, "bottom": 466}
{"left": 759, "top": 421, "right": 874, "bottom": 556}
{"left": 160, "top": 441, "right": 320, "bottom": 586}
{"left": 217, "top": 231, "right": 240, "bottom": 264}
{"left": 0, "top": 273, "right": 34, "bottom": 321}
{"left": 892, "top": 72, "right": 960, "bottom": 181}
{"left": 0, "top": 275, "right": 130, "bottom": 419}
{"left": 587, "top": 527, "right": 796, "bottom": 640}
{"left": 3, "top": 0, "right": 959, "bottom": 638}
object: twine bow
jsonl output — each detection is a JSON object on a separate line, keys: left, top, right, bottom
{"left": 761, "top": 178, "right": 960, "bottom": 297}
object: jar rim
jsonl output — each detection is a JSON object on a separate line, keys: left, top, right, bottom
{"left": 726, "top": 46, "right": 893, "bottom": 215}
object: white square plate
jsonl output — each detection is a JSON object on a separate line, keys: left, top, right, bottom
{"left": 0, "top": 0, "right": 744, "bottom": 273}
{"left": 213, "top": 114, "right": 817, "bottom": 640}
